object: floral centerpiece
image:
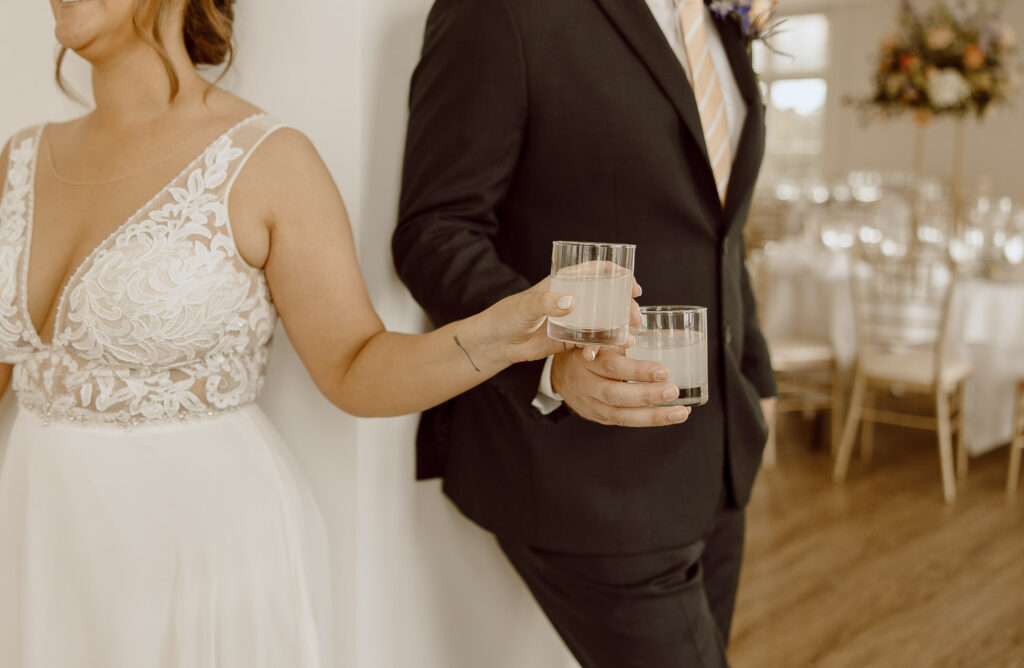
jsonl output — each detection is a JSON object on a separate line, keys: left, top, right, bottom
{"left": 859, "top": 0, "right": 1017, "bottom": 124}
{"left": 853, "top": 1, "right": 1019, "bottom": 263}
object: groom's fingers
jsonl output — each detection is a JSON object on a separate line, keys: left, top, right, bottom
{"left": 591, "top": 375, "right": 681, "bottom": 408}
{"left": 590, "top": 348, "right": 669, "bottom": 383}
{"left": 552, "top": 349, "right": 690, "bottom": 428}
{"left": 595, "top": 404, "right": 691, "bottom": 428}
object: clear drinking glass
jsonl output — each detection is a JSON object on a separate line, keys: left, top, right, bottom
{"left": 547, "top": 241, "right": 636, "bottom": 346}
{"left": 628, "top": 306, "right": 709, "bottom": 407}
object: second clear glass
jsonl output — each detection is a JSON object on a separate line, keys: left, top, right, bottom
{"left": 627, "top": 306, "right": 709, "bottom": 407}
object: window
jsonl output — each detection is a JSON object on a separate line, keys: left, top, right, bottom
{"left": 753, "top": 13, "right": 830, "bottom": 187}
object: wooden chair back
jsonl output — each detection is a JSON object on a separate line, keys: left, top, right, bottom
{"left": 850, "top": 256, "right": 956, "bottom": 387}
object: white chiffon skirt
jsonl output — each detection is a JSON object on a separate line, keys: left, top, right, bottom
{"left": 0, "top": 403, "right": 332, "bottom": 668}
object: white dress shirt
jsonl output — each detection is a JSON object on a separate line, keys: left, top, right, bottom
{"left": 532, "top": 0, "right": 749, "bottom": 415}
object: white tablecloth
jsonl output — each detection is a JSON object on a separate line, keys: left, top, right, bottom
{"left": 755, "top": 240, "right": 1024, "bottom": 455}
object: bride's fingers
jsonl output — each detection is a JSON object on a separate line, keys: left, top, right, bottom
{"left": 630, "top": 299, "right": 642, "bottom": 326}
{"left": 632, "top": 279, "right": 643, "bottom": 299}
{"left": 576, "top": 333, "right": 636, "bottom": 360}
{"left": 530, "top": 276, "right": 552, "bottom": 293}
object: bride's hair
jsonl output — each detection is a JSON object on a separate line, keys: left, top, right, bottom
{"left": 56, "top": 0, "right": 236, "bottom": 101}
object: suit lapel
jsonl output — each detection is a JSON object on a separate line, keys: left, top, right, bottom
{"left": 592, "top": 0, "right": 765, "bottom": 227}
{"left": 714, "top": 14, "right": 766, "bottom": 226}
{"left": 591, "top": 0, "right": 711, "bottom": 166}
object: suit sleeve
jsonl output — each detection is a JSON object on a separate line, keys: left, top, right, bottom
{"left": 739, "top": 238, "right": 777, "bottom": 398}
{"left": 393, "top": 0, "right": 549, "bottom": 415}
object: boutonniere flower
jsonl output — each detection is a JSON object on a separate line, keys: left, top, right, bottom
{"left": 708, "top": 0, "right": 781, "bottom": 44}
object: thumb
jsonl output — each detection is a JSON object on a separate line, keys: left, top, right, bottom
{"left": 518, "top": 289, "right": 575, "bottom": 324}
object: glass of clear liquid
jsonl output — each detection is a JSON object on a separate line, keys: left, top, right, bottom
{"left": 547, "top": 241, "right": 636, "bottom": 346}
{"left": 627, "top": 306, "right": 708, "bottom": 407}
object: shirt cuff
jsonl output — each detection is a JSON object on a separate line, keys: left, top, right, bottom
{"left": 531, "top": 355, "right": 564, "bottom": 416}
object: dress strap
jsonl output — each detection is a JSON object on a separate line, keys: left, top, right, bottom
{"left": 218, "top": 114, "right": 290, "bottom": 202}
{"left": 2, "top": 125, "right": 45, "bottom": 200}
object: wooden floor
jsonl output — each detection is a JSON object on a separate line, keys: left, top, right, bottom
{"left": 729, "top": 416, "right": 1024, "bottom": 668}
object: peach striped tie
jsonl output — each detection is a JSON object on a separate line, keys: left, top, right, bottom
{"left": 677, "top": 0, "right": 732, "bottom": 205}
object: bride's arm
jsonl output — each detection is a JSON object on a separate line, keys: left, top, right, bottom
{"left": 231, "top": 129, "right": 642, "bottom": 417}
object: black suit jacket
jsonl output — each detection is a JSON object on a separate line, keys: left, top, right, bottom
{"left": 393, "top": 0, "right": 776, "bottom": 554}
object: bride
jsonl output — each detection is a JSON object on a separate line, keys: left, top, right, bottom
{"left": 0, "top": 0, "right": 640, "bottom": 666}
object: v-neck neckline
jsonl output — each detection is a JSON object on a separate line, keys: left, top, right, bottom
{"left": 20, "top": 112, "right": 264, "bottom": 348}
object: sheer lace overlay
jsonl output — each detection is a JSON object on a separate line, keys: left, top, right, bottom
{"left": 0, "top": 115, "right": 282, "bottom": 427}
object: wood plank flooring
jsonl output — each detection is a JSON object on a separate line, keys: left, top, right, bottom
{"left": 729, "top": 418, "right": 1024, "bottom": 668}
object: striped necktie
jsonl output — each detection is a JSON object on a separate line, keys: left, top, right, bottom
{"left": 677, "top": 0, "right": 732, "bottom": 205}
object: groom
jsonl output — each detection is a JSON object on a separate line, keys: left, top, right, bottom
{"left": 394, "top": 0, "right": 777, "bottom": 665}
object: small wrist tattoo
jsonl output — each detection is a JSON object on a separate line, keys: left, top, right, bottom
{"left": 454, "top": 335, "right": 481, "bottom": 373}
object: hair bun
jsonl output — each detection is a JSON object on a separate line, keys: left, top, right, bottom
{"left": 184, "top": 0, "right": 235, "bottom": 67}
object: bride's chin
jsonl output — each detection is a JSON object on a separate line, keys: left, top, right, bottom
{"left": 53, "top": 3, "right": 103, "bottom": 48}
{"left": 54, "top": 22, "right": 98, "bottom": 54}
{"left": 55, "top": 34, "right": 90, "bottom": 55}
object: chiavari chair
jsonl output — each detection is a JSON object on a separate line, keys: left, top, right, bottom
{"left": 833, "top": 256, "right": 971, "bottom": 503}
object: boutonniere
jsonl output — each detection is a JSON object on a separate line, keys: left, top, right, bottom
{"left": 707, "top": 0, "right": 781, "bottom": 45}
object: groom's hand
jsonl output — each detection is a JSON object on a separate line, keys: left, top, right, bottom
{"left": 551, "top": 348, "right": 691, "bottom": 427}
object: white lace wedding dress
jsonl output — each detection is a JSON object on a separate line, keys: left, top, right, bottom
{"left": 0, "top": 115, "right": 332, "bottom": 667}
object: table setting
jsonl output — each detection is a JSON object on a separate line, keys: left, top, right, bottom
{"left": 748, "top": 174, "right": 1024, "bottom": 456}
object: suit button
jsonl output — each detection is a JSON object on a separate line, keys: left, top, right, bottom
{"left": 724, "top": 325, "right": 733, "bottom": 345}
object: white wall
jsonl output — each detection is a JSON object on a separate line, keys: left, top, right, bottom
{"left": 230, "top": 3, "right": 363, "bottom": 665}
{"left": 819, "top": 0, "right": 1024, "bottom": 201}
{"left": 353, "top": 2, "right": 575, "bottom": 666}
{"left": 0, "top": 3, "right": 573, "bottom": 667}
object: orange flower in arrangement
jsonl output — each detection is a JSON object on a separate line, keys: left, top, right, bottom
{"left": 899, "top": 53, "right": 921, "bottom": 72}
{"left": 964, "top": 44, "right": 987, "bottom": 70}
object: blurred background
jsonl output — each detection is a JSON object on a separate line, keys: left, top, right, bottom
{"left": 1, "top": 0, "right": 1022, "bottom": 666}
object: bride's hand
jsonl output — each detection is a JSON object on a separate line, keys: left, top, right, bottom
{"left": 487, "top": 277, "right": 644, "bottom": 365}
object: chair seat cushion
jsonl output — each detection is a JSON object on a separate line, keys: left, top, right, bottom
{"left": 769, "top": 338, "right": 835, "bottom": 370}
{"left": 861, "top": 351, "right": 972, "bottom": 389}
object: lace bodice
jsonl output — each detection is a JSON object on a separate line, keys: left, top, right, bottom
{"left": 0, "top": 114, "right": 282, "bottom": 427}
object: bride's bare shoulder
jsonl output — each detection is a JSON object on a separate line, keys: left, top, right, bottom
{"left": 235, "top": 123, "right": 330, "bottom": 193}
{"left": 203, "top": 89, "right": 325, "bottom": 175}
